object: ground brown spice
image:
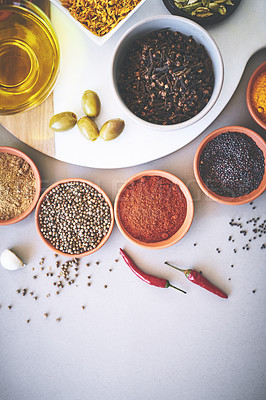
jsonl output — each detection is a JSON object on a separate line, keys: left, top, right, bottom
{"left": 0, "top": 153, "right": 36, "bottom": 220}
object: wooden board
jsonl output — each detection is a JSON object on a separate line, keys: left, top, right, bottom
{"left": 0, "top": 0, "right": 55, "bottom": 157}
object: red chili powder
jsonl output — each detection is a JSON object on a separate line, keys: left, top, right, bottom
{"left": 117, "top": 175, "right": 187, "bottom": 243}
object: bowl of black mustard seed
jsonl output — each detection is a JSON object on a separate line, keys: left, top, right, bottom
{"left": 194, "top": 126, "right": 266, "bottom": 205}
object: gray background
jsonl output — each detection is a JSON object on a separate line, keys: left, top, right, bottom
{"left": 0, "top": 45, "right": 266, "bottom": 400}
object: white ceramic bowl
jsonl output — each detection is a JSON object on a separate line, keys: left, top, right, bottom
{"left": 50, "top": 0, "right": 148, "bottom": 46}
{"left": 112, "top": 15, "right": 224, "bottom": 131}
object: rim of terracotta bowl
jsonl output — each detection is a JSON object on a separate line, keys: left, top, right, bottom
{"left": 246, "top": 61, "right": 266, "bottom": 130}
{"left": 112, "top": 15, "right": 223, "bottom": 131}
{"left": 114, "top": 170, "right": 194, "bottom": 249}
{"left": 0, "top": 146, "right": 41, "bottom": 226}
{"left": 35, "top": 178, "right": 114, "bottom": 258}
{"left": 193, "top": 126, "right": 266, "bottom": 205}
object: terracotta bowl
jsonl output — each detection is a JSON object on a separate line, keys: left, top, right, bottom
{"left": 114, "top": 170, "right": 194, "bottom": 249}
{"left": 0, "top": 146, "right": 41, "bottom": 225}
{"left": 193, "top": 126, "right": 266, "bottom": 205}
{"left": 246, "top": 61, "right": 266, "bottom": 130}
{"left": 35, "top": 178, "right": 114, "bottom": 258}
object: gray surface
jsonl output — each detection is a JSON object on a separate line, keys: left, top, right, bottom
{"left": 0, "top": 49, "right": 266, "bottom": 400}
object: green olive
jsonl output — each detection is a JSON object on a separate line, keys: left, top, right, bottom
{"left": 81, "top": 90, "right": 101, "bottom": 117}
{"left": 99, "top": 118, "right": 125, "bottom": 141}
{"left": 49, "top": 112, "right": 77, "bottom": 131}
{"left": 77, "top": 116, "right": 99, "bottom": 141}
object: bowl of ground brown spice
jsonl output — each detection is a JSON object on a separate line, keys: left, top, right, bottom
{"left": 114, "top": 170, "right": 194, "bottom": 249}
{"left": 0, "top": 147, "right": 41, "bottom": 225}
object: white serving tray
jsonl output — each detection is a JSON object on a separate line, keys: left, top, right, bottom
{"left": 50, "top": 0, "right": 266, "bottom": 169}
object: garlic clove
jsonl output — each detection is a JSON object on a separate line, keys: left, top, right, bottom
{"left": 0, "top": 249, "right": 25, "bottom": 271}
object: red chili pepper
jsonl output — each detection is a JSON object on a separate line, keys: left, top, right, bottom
{"left": 120, "top": 249, "right": 186, "bottom": 294}
{"left": 165, "top": 262, "right": 228, "bottom": 299}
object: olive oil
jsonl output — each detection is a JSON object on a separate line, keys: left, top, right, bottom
{"left": 0, "top": 1, "right": 60, "bottom": 115}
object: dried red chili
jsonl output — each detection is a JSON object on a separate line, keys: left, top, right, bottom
{"left": 117, "top": 175, "right": 187, "bottom": 243}
{"left": 165, "top": 262, "right": 228, "bottom": 299}
{"left": 120, "top": 249, "right": 186, "bottom": 293}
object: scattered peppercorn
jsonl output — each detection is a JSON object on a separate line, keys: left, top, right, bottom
{"left": 44, "top": 313, "right": 48, "bottom": 318}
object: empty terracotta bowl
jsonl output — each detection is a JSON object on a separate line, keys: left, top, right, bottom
{"left": 246, "top": 61, "right": 266, "bottom": 130}
{"left": 35, "top": 178, "right": 114, "bottom": 257}
{"left": 0, "top": 146, "right": 41, "bottom": 225}
{"left": 194, "top": 126, "right": 266, "bottom": 205}
{"left": 114, "top": 170, "right": 194, "bottom": 249}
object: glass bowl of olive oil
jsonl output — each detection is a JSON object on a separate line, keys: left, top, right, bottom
{"left": 0, "top": 0, "right": 60, "bottom": 115}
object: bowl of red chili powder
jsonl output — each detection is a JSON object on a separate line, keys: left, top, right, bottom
{"left": 114, "top": 170, "right": 194, "bottom": 249}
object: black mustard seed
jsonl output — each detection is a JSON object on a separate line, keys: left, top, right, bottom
{"left": 199, "top": 132, "right": 265, "bottom": 197}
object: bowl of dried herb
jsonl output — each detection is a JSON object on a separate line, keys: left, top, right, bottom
{"left": 35, "top": 178, "right": 114, "bottom": 257}
{"left": 0, "top": 146, "right": 41, "bottom": 225}
{"left": 114, "top": 170, "right": 194, "bottom": 249}
{"left": 112, "top": 15, "right": 223, "bottom": 131}
{"left": 194, "top": 126, "right": 266, "bottom": 205}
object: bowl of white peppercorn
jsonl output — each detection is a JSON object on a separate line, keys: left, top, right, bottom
{"left": 35, "top": 178, "right": 114, "bottom": 257}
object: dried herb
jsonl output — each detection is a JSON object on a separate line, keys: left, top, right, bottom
{"left": 118, "top": 28, "right": 214, "bottom": 125}
{"left": 60, "top": 0, "right": 142, "bottom": 37}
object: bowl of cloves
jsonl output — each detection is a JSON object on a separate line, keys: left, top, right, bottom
{"left": 112, "top": 15, "right": 223, "bottom": 131}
